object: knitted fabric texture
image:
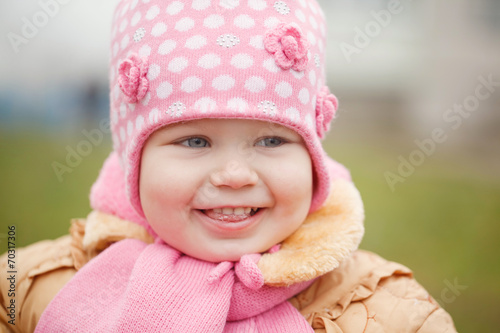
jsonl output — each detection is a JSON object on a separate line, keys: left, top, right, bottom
{"left": 108, "top": 0, "right": 339, "bottom": 217}
{"left": 36, "top": 239, "right": 314, "bottom": 332}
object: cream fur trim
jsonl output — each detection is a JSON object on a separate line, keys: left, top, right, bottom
{"left": 258, "top": 178, "right": 365, "bottom": 286}
{"left": 82, "top": 211, "right": 155, "bottom": 251}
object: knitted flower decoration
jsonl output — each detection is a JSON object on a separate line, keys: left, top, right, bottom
{"left": 315, "top": 86, "right": 338, "bottom": 139}
{"left": 118, "top": 54, "right": 149, "bottom": 104}
{"left": 264, "top": 23, "right": 309, "bottom": 72}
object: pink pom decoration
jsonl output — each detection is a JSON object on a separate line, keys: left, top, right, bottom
{"left": 118, "top": 54, "right": 149, "bottom": 104}
{"left": 264, "top": 23, "right": 309, "bottom": 72}
{"left": 315, "top": 86, "right": 338, "bottom": 139}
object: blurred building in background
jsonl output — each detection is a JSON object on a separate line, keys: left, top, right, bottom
{"left": 0, "top": 0, "right": 499, "bottom": 158}
{"left": 321, "top": 0, "right": 500, "bottom": 154}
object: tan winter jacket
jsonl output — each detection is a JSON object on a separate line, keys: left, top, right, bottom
{"left": 0, "top": 179, "right": 456, "bottom": 332}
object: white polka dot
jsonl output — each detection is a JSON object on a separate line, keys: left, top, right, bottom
{"left": 245, "top": 76, "right": 266, "bottom": 93}
{"left": 249, "top": 35, "right": 264, "bottom": 49}
{"left": 127, "top": 120, "right": 134, "bottom": 136}
{"left": 131, "top": 12, "right": 141, "bottom": 26}
{"left": 185, "top": 35, "right": 207, "bottom": 49}
{"left": 158, "top": 40, "right": 177, "bottom": 55}
{"left": 311, "top": 94, "right": 317, "bottom": 108}
{"left": 194, "top": 97, "right": 217, "bottom": 113}
{"left": 248, "top": 0, "right": 266, "bottom": 10}
{"left": 204, "top": 14, "right": 224, "bottom": 29}
{"left": 227, "top": 98, "right": 248, "bottom": 113}
{"left": 168, "top": 57, "right": 188, "bottom": 73}
{"left": 295, "top": 9, "right": 306, "bottom": 22}
{"left": 139, "top": 44, "right": 151, "bottom": 57}
{"left": 213, "top": 75, "right": 235, "bottom": 91}
{"left": 319, "top": 22, "right": 325, "bottom": 37}
{"left": 113, "top": 84, "right": 120, "bottom": 102}
{"left": 264, "top": 17, "right": 281, "bottom": 28}
{"left": 309, "top": 16, "right": 318, "bottom": 30}
{"left": 141, "top": 92, "right": 151, "bottom": 106}
{"left": 231, "top": 53, "right": 254, "bottom": 69}
{"left": 136, "top": 115, "right": 145, "bottom": 132}
{"left": 142, "top": 0, "right": 151, "bottom": 4}
{"left": 157, "top": 81, "right": 173, "bottom": 99}
{"left": 113, "top": 134, "right": 120, "bottom": 149}
{"left": 120, "top": 3, "right": 129, "bottom": 16}
{"left": 220, "top": 0, "right": 240, "bottom": 9}
{"left": 149, "top": 108, "right": 160, "bottom": 124}
{"left": 275, "top": 82, "right": 293, "bottom": 98}
{"left": 234, "top": 14, "right": 255, "bottom": 29}
{"left": 286, "top": 107, "right": 300, "bottom": 123}
{"left": 120, "top": 127, "right": 126, "bottom": 142}
{"left": 298, "top": 88, "right": 310, "bottom": 104}
{"left": 181, "top": 77, "right": 202, "bottom": 93}
{"left": 147, "top": 64, "right": 161, "bottom": 81}
{"left": 119, "top": 19, "right": 128, "bottom": 33}
{"left": 291, "top": 69, "right": 305, "bottom": 79}
{"left": 309, "top": 1, "right": 318, "bottom": 14}
{"left": 146, "top": 5, "right": 160, "bottom": 20}
{"left": 151, "top": 23, "right": 167, "bottom": 37}
{"left": 263, "top": 58, "right": 280, "bottom": 72}
{"left": 318, "top": 39, "right": 324, "bottom": 53}
{"left": 192, "top": 0, "right": 211, "bottom": 10}
{"left": 131, "top": 0, "right": 139, "bottom": 10}
{"left": 175, "top": 17, "right": 195, "bottom": 31}
{"left": 113, "top": 42, "right": 119, "bottom": 57}
{"left": 297, "top": 0, "right": 307, "bottom": 8}
{"left": 119, "top": 103, "right": 127, "bottom": 118}
{"left": 305, "top": 114, "right": 314, "bottom": 129}
{"left": 309, "top": 70, "right": 317, "bottom": 85}
{"left": 128, "top": 103, "right": 136, "bottom": 112}
{"left": 121, "top": 34, "right": 129, "bottom": 50}
{"left": 198, "top": 54, "right": 221, "bottom": 69}
{"left": 166, "top": 1, "right": 184, "bottom": 15}
{"left": 308, "top": 31, "right": 317, "bottom": 45}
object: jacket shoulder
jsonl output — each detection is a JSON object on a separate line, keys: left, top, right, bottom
{"left": 0, "top": 235, "right": 77, "bottom": 333}
{"left": 0, "top": 212, "right": 154, "bottom": 332}
{"left": 290, "top": 250, "right": 457, "bottom": 332}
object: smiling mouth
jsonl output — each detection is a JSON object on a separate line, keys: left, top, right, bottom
{"left": 200, "top": 207, "right": 260, "bottom": 222}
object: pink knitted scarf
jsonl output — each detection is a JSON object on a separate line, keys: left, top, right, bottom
{"left": 36, "top": 238, "right": 314, "bottom": 332}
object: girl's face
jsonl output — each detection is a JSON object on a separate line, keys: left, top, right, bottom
{"left": 139, "top": 119, "right": 312, "bottom": 262}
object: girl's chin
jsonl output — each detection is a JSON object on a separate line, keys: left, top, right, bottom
{"left": 187, "top": 242, "right": 270, "bottom": 263}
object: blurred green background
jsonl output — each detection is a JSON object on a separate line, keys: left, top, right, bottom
{"left": 1, "top": 0, "right": 500, "bottom": 332}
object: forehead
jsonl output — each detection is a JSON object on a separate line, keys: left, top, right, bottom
{"left": 154, "top": 118, "right": 301, "bottom": 137}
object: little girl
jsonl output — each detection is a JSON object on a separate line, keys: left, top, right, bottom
{"left": 0, "top": 0, "right": 456, "bottom": 331}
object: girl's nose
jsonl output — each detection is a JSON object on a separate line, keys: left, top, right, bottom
{"left": 210, "top": 160, "right": 259, "bottom": 189}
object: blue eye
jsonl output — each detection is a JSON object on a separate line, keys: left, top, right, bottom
{"left": 180, "top": 137, "right": 209, "bottom": 148}
{"left": 256, "top": 137, "right": 284, "bottom": 147}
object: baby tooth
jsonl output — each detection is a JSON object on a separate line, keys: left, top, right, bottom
{"left": 244, "top": 207, "right": 251, "bottom": 214}
{"left": 213, "top": 208, "right": 222, "bottom": 214}
{"left": 222, "top": 207, "right": 233, "bottom": 214}
{"left": 234, "top": 207, "right": 245, "bottom": 215}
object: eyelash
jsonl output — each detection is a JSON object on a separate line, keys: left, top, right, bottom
{"left": 178, "top": 136, "right": 287, "bottom": 148}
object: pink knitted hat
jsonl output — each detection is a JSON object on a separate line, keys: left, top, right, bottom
{"left": 108, "top": 0, "right": 342, "bottom": 217}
